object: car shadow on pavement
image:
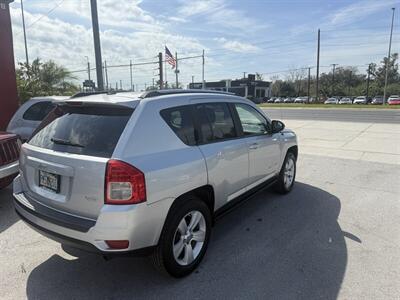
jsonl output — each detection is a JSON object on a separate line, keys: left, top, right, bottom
{"left": 0, "top": 185, "right": 19, "bottom": 234}
{"left": 26, "top": 182, "right": 347, "bottom": 300}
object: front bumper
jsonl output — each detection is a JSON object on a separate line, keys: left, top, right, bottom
{"left": 0, "top": 160, "right": 19, "bottom": 179}
{"left": 13, "top": 175, "right": 171, "bottom": 255}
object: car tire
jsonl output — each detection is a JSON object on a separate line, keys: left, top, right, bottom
{"left": 274, "top": 151, "right": 296, "bottom": 194}
{"left": 150, "top": 196, "right": 212, "bottom": 277}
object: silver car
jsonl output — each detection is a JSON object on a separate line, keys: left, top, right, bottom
{"left": 13, "top": 90, "right": 298, "bottom": 277}
{"left": 7, "top": 96, "right": 69, "bottom": 141}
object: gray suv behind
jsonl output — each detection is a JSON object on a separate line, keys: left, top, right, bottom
{"left": 13, "top": 90, "right": 298, "bottom": 277}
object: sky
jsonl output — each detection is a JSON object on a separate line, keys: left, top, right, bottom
{"left": 9, "top": 0, "right": 400, "bottom": 90}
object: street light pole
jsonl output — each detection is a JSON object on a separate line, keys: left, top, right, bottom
{"left": 383, "top": 7, "right": 396, "bottom": 105}
{"left": 90, "top": 0, "right": 104, "bottom": 91}
{"left": 20, "top": 0, "right": 29, "bottom": 66}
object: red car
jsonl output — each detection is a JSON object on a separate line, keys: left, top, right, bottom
{"left": 0, "top": 132, "right": 21, "bottom": 189}
{"left": 388, "top": 95, "right": 400, "bottom": 105}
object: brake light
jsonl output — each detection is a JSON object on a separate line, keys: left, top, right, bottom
{"left": 105, "top": 160, "right": 146, "bottom": 205}
{"left": 105, "top": 240, "right": 129, "bottom": 249}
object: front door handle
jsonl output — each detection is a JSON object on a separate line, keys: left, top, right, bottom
{"left": 249, "top": 143, "right": 258, "bottom": 150}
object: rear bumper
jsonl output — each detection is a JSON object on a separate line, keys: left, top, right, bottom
{"left": 0, "top": 160, "right": 18, "bottom": 179}
{"left": 13, "top": 174, "right": 171, "bottom": 254}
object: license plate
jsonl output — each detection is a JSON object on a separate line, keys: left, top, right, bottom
{"left": 39, "top": 170, "right": 60, "bottom": 193}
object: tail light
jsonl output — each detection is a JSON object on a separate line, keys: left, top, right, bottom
{"left": 105, "top": 160, "right": 146, "bottom": 205}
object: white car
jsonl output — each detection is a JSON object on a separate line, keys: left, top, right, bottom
{"left": 13, "top": 90, "right": 298, "bottom": 277}
{"left": 7, "top": 96, "right": 69, "bottom": 141}
{"left": 353, "top": 96, "right": 367, "bottom": 104}
{"left": 339, "top": 98, "right": 352, "bottom": 104}
{"left": 324, "top": 98, "right": 338, "bottom": 104}
{"left": 294, "top": 97, "right": 307, "bottom": 103}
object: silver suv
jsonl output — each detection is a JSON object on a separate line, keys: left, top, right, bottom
{"left": 13, "top": 90, "right": 298, "bottom": 277}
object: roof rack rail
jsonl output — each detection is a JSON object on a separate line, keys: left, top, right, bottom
{"left": 141, "top": 89, "right": 235, "bottom": 98}
{"left": 70, "top": 91, "right": 116, "bottom": 98}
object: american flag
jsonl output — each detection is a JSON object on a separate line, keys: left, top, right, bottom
{"left": 165, "top": 46, "right": 176, "bottom": 69}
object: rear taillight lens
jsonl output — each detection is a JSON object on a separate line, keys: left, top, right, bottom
{"left": 105, "top": 160, "right": 146, "bottom": 205}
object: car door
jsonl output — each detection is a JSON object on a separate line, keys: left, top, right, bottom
{"left": 194, "top": 102, "right": 249, "bottom": 209}
{"left": 232, "top": 103, "right": 281, "bottom": 186}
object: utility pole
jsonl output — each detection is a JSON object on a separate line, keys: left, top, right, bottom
{"left": 152, "top": 78, "right": 155, "bottom": 88}
{"left": 192, "top": 75, "right": 194, "bottom": 84}
{"left": 90, "top": 0, "right": 104, "bottom": 90}
{"left": 331, "top": 63, "right": 338, "bottom": 97}
{"left": 130, "top": 59, "right": 133, "bottom": 91}
{"left": 85, "top": 56, "right": 91, "bottom": 80}
{"left": 20, "top": 0, "right": 29, "bottom": 66}
{"left": 316, "top": 29, "right": 320, "bottom": 102}
{"left": 366, "top": 64, "right": 371, "bottom": 99}
{"left": 175, "top": 51, "right": 179, "bottom": 88}
{"left": 202, "top": 49, "right": 205, "bottom": 89}
{"left": 115, "top": 82, "right": 118, "bottom": 90}
{"left": 348, "top": 70, "right": 352, "bottom": 95}
{"left": 243, "top": 72, "right": 247, "bottom": 79}
{"left": 120, "top": 80, "right": 122, "bottom": 91}
{"left": 104, "top": 60, "right": 108, "bottom": 90}
{"left": 307, "top": 67, "right": 311, "bottom": 103}
{"left": 383, "top": 7, "right": 395, "bottom": 105}
{"left": 158, "top": 52, "right": 163, "bottom": 89}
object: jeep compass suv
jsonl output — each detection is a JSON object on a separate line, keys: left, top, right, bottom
{"left": 13, "top": 90, "right": 298, "bottom": 277}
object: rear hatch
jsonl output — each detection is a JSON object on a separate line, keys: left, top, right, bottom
{"left": 19, "top": 103, "right": 133, "bottom": 219}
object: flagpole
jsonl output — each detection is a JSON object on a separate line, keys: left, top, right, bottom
{"left": 164, "top": 45, "right": 167, "bottom": 89}
{"left": 202, "top": 49, "right": 205, "bottom": 89}
{"left": 175, "top": 51, "right": 179, "bottom": 88}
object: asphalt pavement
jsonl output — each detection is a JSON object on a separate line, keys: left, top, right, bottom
{"left": 262, "top": 107, "right": 400, "bottom": 123}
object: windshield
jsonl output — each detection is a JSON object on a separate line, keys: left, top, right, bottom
{"left": 29, "top": 104, "right": 133, "bottom": 158}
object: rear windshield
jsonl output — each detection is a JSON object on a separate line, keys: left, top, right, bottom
{"left": 29, "top": 105, "right": 133, "bottom": 158}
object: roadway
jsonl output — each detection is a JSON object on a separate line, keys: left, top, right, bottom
{"left": 262, "top": 107, "right": 400, "bottom": 123}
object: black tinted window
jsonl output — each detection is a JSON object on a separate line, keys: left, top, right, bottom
{"left": 29, "top": 105, "right": 133, "bottom": 158}
{"left": 160, "top": 106, "right": 196, "bottom": 146}
{"left": 23, "top": 101, "right": 56, "bottom": 121}
{"left": 195, "top": 103, "right": 237, "bottom": 143}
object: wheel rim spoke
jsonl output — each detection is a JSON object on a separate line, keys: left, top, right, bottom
{"left": 188, "top": 211, "right": 201, "bottom": 231}
{"left": 183, "top": 244, "right": 194, "bottom": 265}
{"left": 177, "top": 218, "right": 188, "bottom": 234}
{"left": 173, "top": 239, "right": 185, "bottom": 258}
{"left": 192, "top": 229, "right": 206, "bottom": 242}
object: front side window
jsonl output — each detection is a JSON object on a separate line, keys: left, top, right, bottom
{"left": 195, "top": 103, "right": 237, "bottom": 143}
{"left": 234, "top": 103, "right": 268, "bottom": 135}
{"left": 160, "top": 106, "right": 196, "bottom": 146}
{"left": 23, "top": 101, "right": 56, "bottom": 121}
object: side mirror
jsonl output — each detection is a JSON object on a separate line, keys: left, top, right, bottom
{"left": 271, "top": 120, "right": 285, "bottom": 133}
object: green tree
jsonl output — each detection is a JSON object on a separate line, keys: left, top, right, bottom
{"left": 16, "top": 58, "right": 79, "bottom": 103}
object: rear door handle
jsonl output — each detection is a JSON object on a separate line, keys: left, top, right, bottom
{"left": 249, "top": 143, "right": 258, "bottom": 150}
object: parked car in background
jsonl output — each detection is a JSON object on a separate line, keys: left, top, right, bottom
{"left": 339, "top": 97, "right": 352, "bottom": 104}
{"left": 0, "top": 132, "right": 21, "bottom": 190}
{"left": 13, "top": 90, "right": 298, "bottom": 277}
{"left": 274, "top": 97, "right": 284, "bottom": 103}
{"left": 267, "top": 97, "right": 276, "bottom": 103}
{"left": 353, "top": 96, "right": 367, "bottom": 104}
{"left": 388, "top": 95, "right": 400, "bottom": 105}
{"left": 284, "top": 97, "right": 294, "bottom": 103}
{"left": 294, "top": 97, "right": 307, "bottom": 103}
{"left": 324, "top": 98, "right": 339, "bottom": 104}
{"left": 371, "top": 96, "right": 384, "bottom": 105}
{"left": 7, "top": 96, "right": 69, "bottom": 141}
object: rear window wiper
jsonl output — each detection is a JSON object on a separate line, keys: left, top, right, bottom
{"left": 51, "top": 138, "right": 85, "bottom": 148}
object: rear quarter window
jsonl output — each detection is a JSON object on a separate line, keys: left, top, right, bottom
{"left": 160, "top": 106, "right": 196, "bottom": 146}
{"left": 29, "top": 105, "right": 133, "bottom": 158}
{"left": 23, "top": 101, "right": 56, "bottom": 121}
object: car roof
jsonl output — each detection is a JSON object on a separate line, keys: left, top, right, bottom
{"left": 66, "top": 90, "right": 247, "bottom": 108}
